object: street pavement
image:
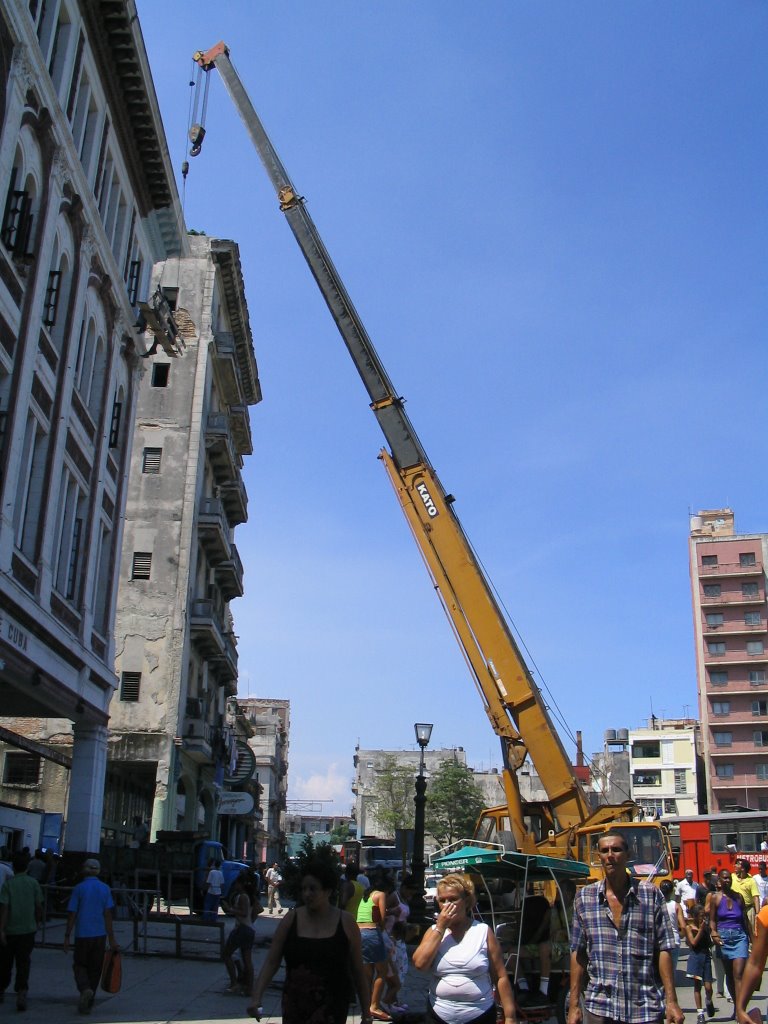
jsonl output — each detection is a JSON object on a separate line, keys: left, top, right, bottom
{"left": 5, "top": 913, "right": 768, "bottom": 1024}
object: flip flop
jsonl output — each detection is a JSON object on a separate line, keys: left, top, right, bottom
{"left": 370, "top": 1012, "right": 393, "bottom": 1022}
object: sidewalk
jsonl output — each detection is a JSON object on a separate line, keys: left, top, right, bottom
{"left": 11, "top": 909, "right": 432, "bottom": 1023}
{"left": 6, "top": 921, "right": 765, "bottom": 1024}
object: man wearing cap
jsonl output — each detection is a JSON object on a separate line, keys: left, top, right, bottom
{"left": 63, "top": 859, "right": 118, "bottom": 1014}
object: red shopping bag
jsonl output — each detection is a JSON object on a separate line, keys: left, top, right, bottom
{"left": 101, "top": 948, "right": 122, "bottom": 993}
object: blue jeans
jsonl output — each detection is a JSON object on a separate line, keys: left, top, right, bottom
{"left": 203, "top": 892, "right": 221, "bottom": 920}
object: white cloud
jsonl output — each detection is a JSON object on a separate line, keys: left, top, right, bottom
{"left": 290, "top": 762, "right": 351, "bottom": 815}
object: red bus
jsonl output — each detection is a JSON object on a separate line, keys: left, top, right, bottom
{"left": 665, "top": 811, "right": 768, "bottom": 880}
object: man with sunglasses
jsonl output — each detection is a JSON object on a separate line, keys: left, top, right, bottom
{"left": 568, "top": 830, "right": 684, "bottom": 1024}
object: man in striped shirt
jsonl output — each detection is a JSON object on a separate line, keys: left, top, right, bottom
{"left": 568, "top": 830, "right": 684, "bottom": 1024}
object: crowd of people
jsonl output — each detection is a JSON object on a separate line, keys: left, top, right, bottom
{"left": 8, "top": 839, "right": 768, "bottom": 1023}
{"left": 0, "top": 850, "right": 116, "bottom": 1014}
{"left": 628, "top": 855, "right": 768, "bottom": 1024}
{"left": 242, "top": 861, "right": 422, "bottom": 1022}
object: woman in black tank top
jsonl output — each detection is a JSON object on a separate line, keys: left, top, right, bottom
{"left": 248, "top": 860, "right": 370, "bottom": 1024}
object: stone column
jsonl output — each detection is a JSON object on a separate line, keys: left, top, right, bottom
{"left": 67, "top": 722, "right": 109, "bottom": 852}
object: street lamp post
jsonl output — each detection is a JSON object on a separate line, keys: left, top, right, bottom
{"left": 410, "top": 722, "right": 433, "bottom": 925}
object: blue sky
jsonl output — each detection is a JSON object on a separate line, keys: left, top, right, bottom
{"left": 137, "top": 2, "right": 767, "bottom": 814}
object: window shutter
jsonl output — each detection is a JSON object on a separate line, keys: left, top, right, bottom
{"left": 120, "top": 672, "right": 141, "bottom": 701}
{"left": 131, "top": 551, "right": 152, "bottom": 579}
{"left": 142, "top": 447, "right": 162, "bottom": 473}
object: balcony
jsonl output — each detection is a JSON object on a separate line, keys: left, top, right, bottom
{"left": 189, "top": 599, "right": 226, "bottom": 657}
{"left": 701, "top": 593, "right": 764, "bottom": 607}
{"left": 206, "top": 414, "right": 239, "bottom": 483}
{"left": 211, "top": 633, "right": 239, "bottom": 694}
{"left": 217, "top": 543, "right": 244, "bottom": 600}
{"left": 703, "top": 621, "right": 766, "bottom": 638}
{"left": 219, "top": 475, "right": 248, "bottom": 526}
{"left": 229, "top": 405, "right": 252, "bottom": 456}
{"left": 699, "top": 559, "right": 763, "bottom": 578}
{"left": 703, "top": 647, "right": 767, "bottom": 667}
{"left": 212, "top": 332, "right": 243, "bottom": 406}
{"left": 182, "top": 717, "right": 213, "bottom": 763}
{"left": 198, "top": 498, "right": 231, "bottom": 564}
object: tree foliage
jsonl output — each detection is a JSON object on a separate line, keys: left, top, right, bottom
{"left": 329, "top": 821, "right": 351, "bottom": 844}
{"left": 370, "top": 754, "right": 416, "bottom": 838}
{"left": 281, "top": 834, "right": 343, "bottom": 903}
{"left": 424, "top": 759, "right": 486, "bottom": 847}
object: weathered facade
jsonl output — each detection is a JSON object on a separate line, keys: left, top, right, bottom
{"left": 0, "top": 0, "right": 183, "bottom": 852}
{"left": 238, "top": 697, "right": 289, "bottom": 864}
{"left": 108, "top": 235, "right": 260, "bottom": 846}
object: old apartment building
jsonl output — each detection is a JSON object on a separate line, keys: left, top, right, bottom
{"left": 108, "top": 235, "right": 260, "bottom": 847}
{"left": 238, "top": 698, "right": 289, "bottom": 864}
{"left": 0, "top": 0, "right": 183, "bottom": 852}
{"left": 0, "top": 2, "right": 264, "bottom": 859}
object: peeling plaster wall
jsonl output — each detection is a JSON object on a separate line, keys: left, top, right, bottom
{"left": 110, "top": 235, "right": 258, "bottom": 838}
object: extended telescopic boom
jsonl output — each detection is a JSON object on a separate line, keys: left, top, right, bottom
{"left": 193, "top": 43, "right": 599, "bottom": 852}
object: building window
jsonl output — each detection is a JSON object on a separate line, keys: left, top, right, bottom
{"left": 702, "top": 555, "right": 718, "bottom": 567}
{"left": 119, "top": 672, "right": 141, "bottom": 701}
{"left": 707, "top": 641, "right": 726, "bottom": 656}
{"left": 674, "top": 769, "right": 687, "bottom": 794}
{"left": 43, "top": 269, "right": 62, "bottom": 327}
{"left": 740, "top": 552, "right": 757, "bottom": 567}
{"left": 704, "top": 583, "right": 721, "bottom": 598}
{"left": 127, "top": 258, "right": 142, "bottom": 305}
{"left": 632, "top": 742, "right": 660, "bottom": 759}
{"left": 108, "top": 400, "right": 122, "bottom": 449}
{"left": 142, "top": 447, "right": 162, "bottom": 474}
{"left": 757, "top": 764, "right": 768, "bottom": 781}
{"left": 151, "top": 363, "right": 169, "bottom": 388}
{"left": 747, "top": 641, "right": 765, "bottom": 656}
{"left": 633, "top": 770, "right": 662, "bottom": 787}
{"left": 755, "top": 732, "right": 768, "bottom": 748}
{"left": 745, "top": 612, "right": 762, "bottom": 626}
{"left": 712, "top": 701, "right": 731, "bottom": 716}
{"left": 743, "top": 582, "right": 760, "bottom": 598}
{"left": 715, "top": 764, "right": 735, "bottom": 779}
{"left": 713, "top": 731, "right": 733, "bottom": 747}
{"left": 706, "top": 613, "right": 724, "bottom": 628}
{"left": 1, "top": 170, "right": 33, "bottom": 256}
{"left": 3, "top": 752, "right": 42, "bottom": 786}
{"left": 664, "top": 799, "right": 678, "bottom": 814}
{"left": 710, "top": 671, "right": 729, "bottom": 686}
{"left": 752, "top": 701, "right": 768, "bottom": 717}
{"left": 751, "top": 671, "right": 767, "bottom": 686}
{"left": 131, "top": 552, "right": 152, "bottom": 580}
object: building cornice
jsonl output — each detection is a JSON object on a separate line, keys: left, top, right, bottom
{"left": 210, "top": 238, "right": 261, "bottom": 406}
{"left": 78, "top": 0, "right": 183, "bottom": 255}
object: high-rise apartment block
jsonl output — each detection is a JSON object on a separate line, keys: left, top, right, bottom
{"left": 689, "top": 509, "right": 768, "bottom": 812}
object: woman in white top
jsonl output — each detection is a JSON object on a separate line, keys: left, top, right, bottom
{"left": 412, "top": 872, "right": 517, "bottom": 1024}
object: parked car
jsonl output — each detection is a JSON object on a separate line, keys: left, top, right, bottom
{"left": 424, "top": 873, "right": 441, "bottom": 911}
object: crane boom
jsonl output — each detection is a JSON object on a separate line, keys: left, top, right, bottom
{"left": 193, "top": 43, "right": 633, "bottom": 855}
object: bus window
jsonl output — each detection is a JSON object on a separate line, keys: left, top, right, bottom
{"left": 610, "top": 826, "right": 668, "bottom": 874}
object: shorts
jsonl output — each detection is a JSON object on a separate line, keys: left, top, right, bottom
{"left": 686, "top": 950, "right": 713, "bottom": 982}
{"left": 719, "top": 928, "right": 749, "bottom": 961}
{"left": 360, "top": 927, "right": 387, "bottom": 964}
{"left": 224, "top": 924, "right": 255, "bottom": 956}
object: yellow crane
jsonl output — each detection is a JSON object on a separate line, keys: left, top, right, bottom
{"left": 191, "top": 43, "right": 673, "bottom": 880}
